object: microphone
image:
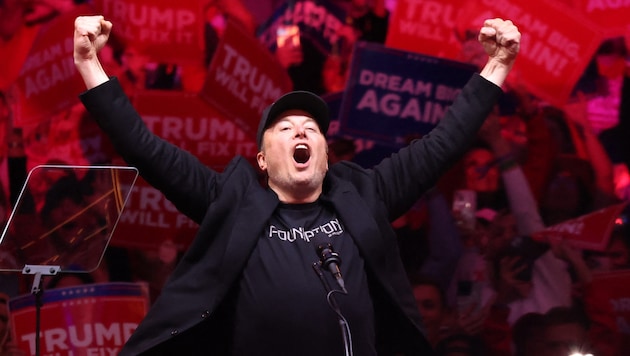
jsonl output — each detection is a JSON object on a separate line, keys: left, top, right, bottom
{"left": 315, "top": 241, "right": 347, "bottom": 293}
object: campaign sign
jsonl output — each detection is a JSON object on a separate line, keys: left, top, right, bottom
{"left": 589, "top": 270, "right": 630, "bottom": 352}
{"left": 201, "top": 19, "right": 292, "bottom": 141}
{"left": 135, "top": 90, "right": 257, "bottom": 169}
{"left": 257, "top": 0, "right": 352, "bottom": 55}
{"left": 573, "top": 0, "right": 630, "bottom": 37}
{"left": 94, "top": 0, "right": 205, "bottom": 65}
{"left": 386, "top": 0, "right": 469, "bottom": 60}
{"left": 12, "top": 5, "right": 92, "bottom": 126}
{"left": 111, "top": 178, "right": 198, "bottom": 250}
{"left": 9, "top": 282, "right": 149, "bottom": 356}
{"left": 457, "top": 0, "right": 603, "bottom": 107}
{"left": 338, "top": 42, "right": 476, "bottom": 147}
{"left": 532, "top": 203, "right": 628, "bottom": 251}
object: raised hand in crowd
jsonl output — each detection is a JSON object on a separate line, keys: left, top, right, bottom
{"left": 565, "top": 92, "right": 618, "bottom": 205}
{"left": 454, "top": 293, "right": 497, "bottom": 336}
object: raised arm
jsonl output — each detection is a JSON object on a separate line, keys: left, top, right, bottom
{"left": 478, "top": 19, "right": 520, "bottom": 88}
{"left": 74, "top": 15, "right": 112, "bottom": 89}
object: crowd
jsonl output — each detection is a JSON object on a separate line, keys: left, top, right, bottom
{"left": 1, "top": 0, "right": 629, "bottom": 355}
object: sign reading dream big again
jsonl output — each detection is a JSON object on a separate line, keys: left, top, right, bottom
{"left": 338, "top": 41, "right": 477, "bottom": 147}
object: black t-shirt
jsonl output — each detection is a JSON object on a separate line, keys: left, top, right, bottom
{"left": 232, "top": 200, "right": 376, "bottom": 355}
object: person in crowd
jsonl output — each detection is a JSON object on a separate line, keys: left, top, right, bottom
{"left": 318, "top": 0, "right": 390, "bottom": 94}
{"left": 73, "top": 13, "right": 520, "bottom": 355}
{"left": 434, "top": 332, "right": 488, "bottom": 356}
{"left": 411, "top": 271, "right": 493, "bottom": 354}
{"left": 512, "top": 306, "right": 594, "bottom": 356}
{"left": 344, "top": 0, "right": 389, "bottom": 44}
{"left": 409, "top": 273, "right": 452, "bottom": 347}
{"left": 586, "top": 37, "right": 627, "bottom": 135}
{"left": 599, "top": 37, "right": 630, "bottom": 201}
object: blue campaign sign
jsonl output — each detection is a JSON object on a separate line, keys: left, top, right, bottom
{"left": 338, "top": 42, "right": 477, "bottom": 147}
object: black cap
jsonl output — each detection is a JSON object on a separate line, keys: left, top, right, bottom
{"left": 256, "top": 91, "right": 330, "bottom": 149}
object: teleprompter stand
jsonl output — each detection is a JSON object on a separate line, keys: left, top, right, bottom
{"left": 0, "top": 165, "right": 139, "bottom": 356}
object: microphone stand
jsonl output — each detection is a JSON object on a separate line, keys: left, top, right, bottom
{"left": 312, "top": 261, "right": 353, "bottom": 356}
{"left": 22, "top": 264, "right": 61, "bottom": 356}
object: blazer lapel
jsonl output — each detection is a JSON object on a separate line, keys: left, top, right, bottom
{"left": 320, "top": 180, "right": 387, "bottom": 278}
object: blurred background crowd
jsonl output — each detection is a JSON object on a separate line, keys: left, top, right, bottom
{"left": 1, "top": 0, "right": 630, "bottom": 355}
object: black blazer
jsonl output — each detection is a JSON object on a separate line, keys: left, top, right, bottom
{"left": 80, "top": 73, "right": 502, "bottom": 355}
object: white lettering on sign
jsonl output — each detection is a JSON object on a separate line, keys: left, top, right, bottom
{"left": 546, "top": 219, "right": 585, "bottom": 236}
{"left": 23, "top": 58, "right": 76, "bottom": 98}
{"left": 396, "top": 0, "right": 458, "bottom": 41}
{"left": 21, "top": 322, "right": 137, "bottom": 354}
{"left": 102, "top": 0, "right": 195, "bottom": 30}
{"left": 355, "top": 90, "right": 447, "bottom": 124}
{"left": 359, "top": 69, "right": 433, "bottom": 96}
{"left": 212, "top": 44, "right": 283, "bottom": 114}
{"left": 101, "top": 0, "right": 197, "bottom": 45}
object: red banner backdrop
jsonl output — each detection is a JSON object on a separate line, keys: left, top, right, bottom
{"left": 573, "top": 0, "right": 630, "bottom": 37}
{"left": 12, "top": 5, "right": 93, "bottom": 126}
{"left": 201, "top": 19, "right": 293, "bottom": 141}
{"left": 532, "top": 203, "right": 628, "bottom": 251}
{"left": 109, "top": 91, "right": 257, "bottom": 250}
{"left": 9, "top": 282, "right": 149, "bottom": 356}
{"left": 93, "top": 0, "right": 205, "bottom": 65}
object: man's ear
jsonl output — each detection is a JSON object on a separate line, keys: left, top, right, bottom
{"left": 257, "top": 151, "right": 267, "bottom": 171}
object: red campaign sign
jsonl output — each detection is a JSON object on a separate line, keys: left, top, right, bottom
{"left": 12, "top": 4, "right": 93, "bottom": 126}
{"left": 588, "top": 270, "right": 630, "bottom": 352}
{"left": 201, "top": 19, "right": 293, "bottom": 141}
{"left": 532, "top": 202, "right": 628, "bottom": 251}
{"left": 573, "top": 0, "right": 630, "bottom": 37}
{"left": 455, "top": 0, "right": 604, "bottom": 107}
{"left": 385, "top": 0, "right": 470, "bottom": 60}
{"left": 93, "top": 0, "right": 205, "bottom": 65}
{"left": 9, "top": 282, "right": 149, "bottom": 356}
{"left": 111, "top": 177, "right": 199, "bottom": 250}
{"left": 109, "top": 91, "right": 257, "bottom": 250}
{"left": 388, "top": 0, "right": 604, "bottom": 107}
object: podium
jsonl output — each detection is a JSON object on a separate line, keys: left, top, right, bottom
{"left": 0, "top": 165, "right": 138, "bottom": 355}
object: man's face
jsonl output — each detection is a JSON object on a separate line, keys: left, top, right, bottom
{"left": 257, "top": 110, "right": 328, "bottom": 201}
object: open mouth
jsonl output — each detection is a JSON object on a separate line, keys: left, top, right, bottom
{"left": 293, "top": 144, "right": 310, "bottom": 164}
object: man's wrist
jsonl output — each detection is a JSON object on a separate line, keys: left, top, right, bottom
{"left": 480, "top": 58, "right": 513, "bottom": 88}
